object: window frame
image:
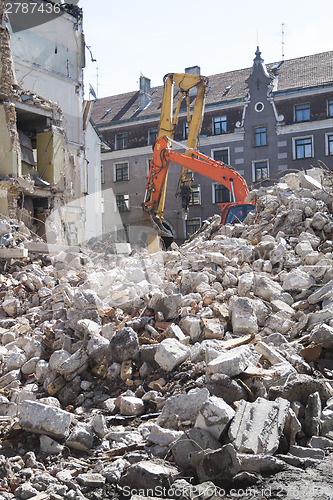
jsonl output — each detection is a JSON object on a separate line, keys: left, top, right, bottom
{"left": 292, "top": 136, "right": 314, "bottom": 160}
{"left": 294, "top": 103, "right": 310, "bottom": 122}
{"left": 183, "top": 122, "right": 189, "bottom": 140}
{"left": 188, "top": 185, "right": 201, "bottom": 206}
{"left": 252, "top": 160, "right": 269, "bottom": 183}
{"left": 212, "top": 148, "right": 229, "bottom": 164}
{"left": 115, "top": 193, "right": 130, "bottom": 212}
{"left": 325, "top": 133, "right": 333, "bottom": 156}
{"left": 114, "top": 162, "right": 129, "bottom": 182}
{"left": 115, "top": 132, "right": 128, "bottom": 151}
{"left": 148, "top": 128, "right": 158, "bottom": 146}
{"left": 186, "top": 217, "right": 201, "bottom": 238}
{"left": 212, "top": 182, "right": 231, "bottom": 203}
{"left": 327, "top": 99, "right": 333, "bottom": 117}
{"left": 254, "top": 126, "right": 267, "bottom": 147}
{"left": 213, "top": 116, "right": 227, "bottom": 135}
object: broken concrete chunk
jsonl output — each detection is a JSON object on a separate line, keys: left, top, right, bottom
{"left": 39, "top": 435, "right": 64, "bottom": 455}
{"left": 150, "top": 292, "right": 181, "bottom": 320}
{"left": 238, "top": 454, "right": 287, "bottom": 473}
{"left": 201, "top": 317, "right": 224, "bottom": 340}
{"left": 101, "top": 458, "right": 130, "bottom": 483}
{"left": 189, "top": 443, "right": 241, "bottom": 484}
{"left": 172, "top": 427, "right": 221, "bottom": 469}
{"left": 77, "top": 472, "right": 106, "bottom": 488}
{"left": 119, "top": 395, "right": 144, "bottom": 416}
{"left": 309, "top": 323, "right": 333, "bottom": 348}
{"left": 304, "top": 391, "right": 322, "bottom": 437}
{"left": 195, "top": 395, "right": 235, "bottom": 440}
{"left": 229, "top": 296, "right": 258, "bottom": 335}
{"left": 155, "top": 338, "right": 190, "bottom": 371}
{"left": 65, "top": 422, "right": 94, "bottom": 451}
{"left": 157, "top": 388, "right": 209, "bottom": 429}
{"left": 282, "top": 269, "right": 315, "bottom": 292}
{"left": 109, "top": 327, "right": 139, "bottom": 362}
{"left": 76, "top": 318, "right": 102, "bottom": 338}
{"left": 268, "top": 374, "right": 332, "bottom": 406}
{"left": 308, "top": 436, "right": 333, "bottom": 449}
{"left": 0, "top": 369, "right": 21, "bottom": 388}
{"left": 207, "top": 345, "right": 253, "bottom": 377}
{"left": 179, "top": 316, "right": 201, "bottom": 343}
{"left": 57, "top": 349, "right": 89, "bottom": 381}
{"left": 228, "top": 397, "right": 290, "bottom": 454}
{"left": 19, "top": 401, "right": 72, "bottom": 439}
{"left": 118, "top": 459, "right": 180, "bottom": 492}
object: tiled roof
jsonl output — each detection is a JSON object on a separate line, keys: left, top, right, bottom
{"left": 91, "top": 51, "right": 333, "bottom": 127}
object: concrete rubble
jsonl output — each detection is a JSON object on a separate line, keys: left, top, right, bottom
{"left": 0, "top": 168, "right": 331, "bottom": 498}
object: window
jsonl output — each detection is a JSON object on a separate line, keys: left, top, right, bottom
{"left": 183, "top": 123, "right": 189, "bottom": 140}
{"left": 116, "top": 193, "right": 130, "bottom": 212}
{"left": 115, "top": 133, "right": 128, "bottom": 150}
{"left": 101, "top": 164, "right": 105, "bottom": 184}
{"left": 212, "top": 183, "right": 231, "bottom": 203}
{"left": 213, "top": 149, "right": 229, "bottom": 164}
{"left": 213, "top": 116, "right": 227, "bottom": 135}
{"left": 253, "top": 161, "right": 269, "bottom": 182}
{"left": 186, "top": 218, "right": 201, "bottom": 237}
{"left": 189, "top": 185, "right": 201, "bottom": 205}
{"left": 254, "top": 126, "right": 267, "bottom": 146}
{"left": 326, "top": 134, "right": 333, "bottom": 155}
{"left": 295, "top": 104, "right": 310, "bottom": 122}
{"left": 294, "top": 137, "right": 313, "bottom": 159}
{"left": 114, "top": 162, "right": 129, "bottom": 181}
{"left": 328, "top": 99, "right": 333, "bottom": 117}
{"left": 148, "top": 128, "right": 158, "bottom": 146}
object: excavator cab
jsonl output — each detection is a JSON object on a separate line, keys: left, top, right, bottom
{"left": 220, "top": 202, "right": 255, "bottom": 225}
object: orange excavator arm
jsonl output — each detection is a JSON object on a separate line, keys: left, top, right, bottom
{"left": 143, "top": 136, "right": 249, "bottom": 215}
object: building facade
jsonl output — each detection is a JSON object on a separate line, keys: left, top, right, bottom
{"left": 92, "top": 49, "right": 333, "bottom": 243}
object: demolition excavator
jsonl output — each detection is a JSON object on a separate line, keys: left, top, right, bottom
{"left": 142, "top": 72, "right": 255, "bottom": 250}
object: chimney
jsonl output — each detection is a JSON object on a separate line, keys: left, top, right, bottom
{"left": 185, "top": 66, "right": 201, "bottom": 96}
{"left": 139, "top": 75, "right": 151, "bottom": 109}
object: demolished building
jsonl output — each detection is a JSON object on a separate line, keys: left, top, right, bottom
{"left": 0, "top": 0, "right": 101, "bottom": 246}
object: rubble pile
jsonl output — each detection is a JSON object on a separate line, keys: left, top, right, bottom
{"left": 0, "top": 169, "right": 332, "bottom": 499}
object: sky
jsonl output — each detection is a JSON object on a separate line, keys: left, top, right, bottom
{"left": 78, "top": 0, "right": 332, "bottom": 100}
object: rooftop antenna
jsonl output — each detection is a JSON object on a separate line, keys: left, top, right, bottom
{"left": 96, "top": 67, "right": 99, "bottom": 99}
{"left": 281, "top": 22, "right": 285, "bottom": 60}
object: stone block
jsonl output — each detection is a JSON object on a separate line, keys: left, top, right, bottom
{"left": 109, "top": 327, "right": 140, "bottom": 362}
{"left": 18, "top": 401, "right": 72, "bottom": 439}
{"left": 189, "top": 444, "right": 241, "bottom": 485}
{"left": 282, "top": 269, "right": 315, "bottom": 292}
{"left": 57, "top": 349, "right": 88, "bottom": 381}
{"left": 119, "top": 395, "right": 144, "bottom": 416}
{"left": 172, "top": 427, "right": 221, "bottom": 469}
{"left": 229, "top": 296, "right": 258, "bottom": 335}
{"left": 65, "top": 422, "right": 94, "bottom": 451}
{"left": 289, "top": 444, "right": 324, "bottom": 460}
{"left": 118, "top": 459, "right": 180, "bottom": 492}
{"left": 39, "top": 435, "right": 64, "bottom": 455}
{"left": 195, "top": 396, "right": 235, "bottom": 440}
{"left": 155, "top": 338, "right": 190, "bottom": 372}
{"left": 157, "top": 388, "right": 209, "bottom": 429}
{"left": 207, "top": 345, "right": 253, "bottom": 377}
{"left": 228, "top": 397, "right": 290, "bottom": 454}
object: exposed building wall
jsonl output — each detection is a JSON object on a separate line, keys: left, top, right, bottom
{"left": 84, "top": 120, "right": 103, "bottom": 241}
